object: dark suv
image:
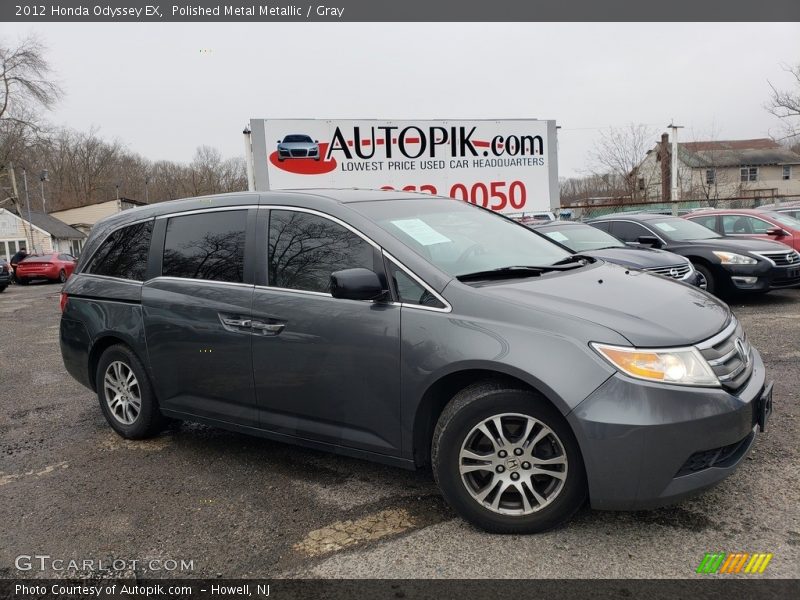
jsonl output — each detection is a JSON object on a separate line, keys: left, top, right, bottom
{"left": 60, "top": 190, "right": 772, "bottom": 533}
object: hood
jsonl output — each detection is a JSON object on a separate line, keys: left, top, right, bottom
{"left": 473, "top": 262, "right": 729, "bottom": 347}
{"left": 680, "top": 236, "right": 791, "bottom": 253}
{"left": 583, "top": 246, "right": 686, "bottom": 269}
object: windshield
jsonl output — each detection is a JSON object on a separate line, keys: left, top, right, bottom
{"left": 540, "top": 224, "right": 624, "bottom": 252}
{"left": 283, "top": 135, "right": 312, "bottom": 143}
{"left": 767, "top": 212, "right": 800, "bottom": 229}
{"left": 649, "top": 218, "right": 721, "bottom": 241}
{"left": 356, "top": 199, "right": 571, "bottom": 276}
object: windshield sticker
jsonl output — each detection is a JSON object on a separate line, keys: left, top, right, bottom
{"left": 545, "top": 231, "right": 569, "bottom": 242}
{"left": 390, "top": 219, "right": 452, "bottom": 246}
{"left": 654, "top": 223, "right": 677, "bottom": 232}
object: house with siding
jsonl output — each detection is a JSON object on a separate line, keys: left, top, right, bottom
{"left": 0, "top": 208, "right": 86, "bottom": 260}
{"left": 50, "top": 197, "right": 146, "bottom": 237}
{"left": 636, "top": 136, "right": 800, "bottom": 202}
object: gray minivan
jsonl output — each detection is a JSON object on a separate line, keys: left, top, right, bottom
{"left": 60, "top": 190, "right": 773, "bottom": 533}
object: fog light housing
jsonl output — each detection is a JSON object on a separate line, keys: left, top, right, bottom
{"left": 731, "top": 276, "right": 758, "bottom": 287}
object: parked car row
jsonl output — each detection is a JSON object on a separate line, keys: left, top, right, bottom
{"left": 526, "top": 208, "right": 800, "bottom": 298}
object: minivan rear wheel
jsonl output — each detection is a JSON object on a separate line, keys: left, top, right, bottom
{"left": 432, "top": 381, "right": 587, "bottom": 533}
{"left": 95, "top": 344, "right": 166, "bottom": 439}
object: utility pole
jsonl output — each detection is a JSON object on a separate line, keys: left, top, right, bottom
{"left": 7, "top": 163, "right": 34, "bottom": 251}
{"left": 145, "top": 177, "right": 150, "bottom": 203}
{"left": 243, "top": 125, "right": 255, "bottom": 192}
{"left": 22, "top": 169, "right": 36, "bottom": 252}
{"left": 39, "top": 170, "right": 48, "bottom": 213}
{"left": 667, "top": 123, "right": 684, "bottom": 215}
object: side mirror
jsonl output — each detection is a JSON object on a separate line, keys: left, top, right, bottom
{"left": 277, "top": 139, "right": 282, "bottom": 143}
{"left": 314, "top": 140, "right": 319, "bottom": 143}
{"left": 330, "top": 268, "right": 386, "bottom": 301}
{"left": 766, "top": 227, "right": 786, "bottom": 237}
{"left": 637, "top": 235, "right": 662, "bottom": 248}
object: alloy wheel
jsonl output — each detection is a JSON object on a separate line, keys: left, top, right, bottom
{"left": 459, "top": 412, "right": 568, "bottom": 516}
{"left": 103, "top": 361, "right": 142, "bottom": 425}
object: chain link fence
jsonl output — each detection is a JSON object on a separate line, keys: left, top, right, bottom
{"left": 560, "top": 195, "right": 800, "bottom": 222}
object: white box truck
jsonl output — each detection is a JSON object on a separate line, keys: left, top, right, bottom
{"left": 247, "top": 119, "right": 559, "bottom": 215}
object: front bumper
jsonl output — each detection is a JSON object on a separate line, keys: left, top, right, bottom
{"left": 724, "top": 263, "right": 800, "bottom": 291}
{"left": 567, "top": 348, "right": 768, "bottom": 510}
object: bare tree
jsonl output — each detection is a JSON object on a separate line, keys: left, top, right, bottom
{"left": 0, "top": 36, "right": 62, "bottom": 129}
{"left": 588, "top": 124, "right": 658, "bottom": 202}
{"left": 766, "top": 63, "right": 800, "bottom": 139}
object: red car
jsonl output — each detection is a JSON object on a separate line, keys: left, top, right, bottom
{"left": 15, "top": 252, "right": 77, "bottom": 284}
{"left": 685, "top": 208, "right": 800, "bottom": 252}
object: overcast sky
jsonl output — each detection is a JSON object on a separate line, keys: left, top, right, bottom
{"left": 1, "top": 22, "right": 798, "bottom": 176}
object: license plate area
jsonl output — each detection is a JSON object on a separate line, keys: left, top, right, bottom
{"left": 755, "top": 381, "right": 773, "bottom": 433}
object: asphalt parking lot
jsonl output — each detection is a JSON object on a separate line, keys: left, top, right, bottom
{"left": 1, "top": 282, "right": 799, "bottom": 579}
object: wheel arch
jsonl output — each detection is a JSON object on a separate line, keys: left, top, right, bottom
{"left": 87, "top": 333, "right": 145, "bottom": 392}
{"left": 411, "top": 364, "right": 570, "bottom": 468}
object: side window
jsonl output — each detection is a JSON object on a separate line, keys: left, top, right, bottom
{"left": 269, "top": 210, "right": 374, "bottom": 293}
{"left": 589, "top": 221, "right": 612, "bottom": 233}
{"left": 162, "top": 210, "right": 247, "bottom": 283}
{"left": 87, "top": 220, "right": 154, "bottom": 281}
{"left": 611, "top": 221, "right": 650, "bottom": 243}
{"left": 721, "top": 215, "right": 768, "bottom": 235}
{"left": 689, "top": 215, "right": 717, "bottom": 231}
{"left": 390, "top": 265, "right": 445, "bottom": 309}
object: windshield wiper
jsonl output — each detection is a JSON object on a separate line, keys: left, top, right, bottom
{"left": 457, "top": 262, "right": 586, "bottom": 282}
{"left": 551, "top": 254, "right": 596, "bottom": 265}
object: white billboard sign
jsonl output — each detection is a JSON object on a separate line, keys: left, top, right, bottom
{"left": 249, "top": 119, "right": 559, "bottom": 213}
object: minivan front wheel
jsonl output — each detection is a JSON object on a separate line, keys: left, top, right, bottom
{"left": 432, "top": 382, "right": 587, "bottom": 533}
{"left": 95, "top": 344, "right": 165, "bottom": 439}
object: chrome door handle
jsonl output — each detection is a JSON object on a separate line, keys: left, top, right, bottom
{"left": 222, "top": 317, "right": 252, "bottom": 328}
{"left": 251, "top": 321, "right": 285, "bottom": 335}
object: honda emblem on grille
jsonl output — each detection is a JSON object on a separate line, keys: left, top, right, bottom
{"left": 734, "top": 338, "right": 749, "bottom": 366}
{"left": 670, "top": 268, "right": 680, "bottom": 278}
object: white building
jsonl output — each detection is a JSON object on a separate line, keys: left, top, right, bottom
{"left": 637, "top": 137, "right": 800, "bottom": 202}
{"left": 50, "top": 197, "right": 145, "bottom": 237}
{"left": 0, "top": 208, "right": 86, "bottom": 260}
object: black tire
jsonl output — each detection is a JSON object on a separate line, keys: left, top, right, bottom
{"left": 95, "top": 344, "right": 166, "bottom": 439}
{"left": 0, "top": 285, "right": 6, "bottom": 293}
{"left": 694, "top": 263, "right": 716, "bottom": 295}
{"left": 432, "top": 381, "right": 587, "bottom": 534}
{"left": 58, "top": 269, "right": 67, "bottom": 283}
{"left": 17, "top": 277, "right": 28, "bottom": 285}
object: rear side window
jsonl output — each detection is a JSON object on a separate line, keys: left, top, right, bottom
{"left": 268, "top": 210, "right": 374, "bottom": 293}
{"left": 87, "top": 220, "right": 153, "bottom": 281}
{"left": 611, "top": 221, "right": 651, "bottom": 243}
{"left": 162, "top": 210, "right": 247, "bottom": 283}
{"left": 689, "top": 215, "right": 717, "bottom": 231}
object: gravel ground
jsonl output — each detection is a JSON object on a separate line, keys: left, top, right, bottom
{"left": 1, "top": 282, "right": 798, "bottom": 579}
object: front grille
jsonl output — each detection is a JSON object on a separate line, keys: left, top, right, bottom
{"left": 645, "top": 263, "right": 691, "bottom": 279}
{"left": 676, "top": 431, "right": 754, "bottom": 477}
{"left": 290, "top": 149, "right": 308, "bottom": 157}
{"left": 755, "top": 249, "right": 800, "bottom": 266}
{"left": 697, "top": 319, "right": 753, "bottom": 392}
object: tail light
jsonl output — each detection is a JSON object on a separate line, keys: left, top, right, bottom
{"left": 60, "top": 292, "right": 69, "bottom": 313}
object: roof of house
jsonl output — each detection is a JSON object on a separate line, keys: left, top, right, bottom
{"left": 50, "top": 197, "right": 146, "bottom": 215}
{"left": 26, "top": 211, "right": 86, "bottom": 239}
{"left": 678, "top": 138, "right": 800, "bottom": 168}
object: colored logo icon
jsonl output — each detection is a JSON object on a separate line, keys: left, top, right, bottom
{"left": 696, "top": 552, "right": 773, "bottom": 574}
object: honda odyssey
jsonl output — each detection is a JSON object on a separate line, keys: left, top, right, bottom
{"left": 60, "top": 190, "right": 773, "bottom": 533}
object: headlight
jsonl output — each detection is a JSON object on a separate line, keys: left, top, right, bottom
{"left": 591, "top": 343, "right": 719, "bottom": 387}
{"left": 712, "top": 251, "right": 757, "bottom": 265}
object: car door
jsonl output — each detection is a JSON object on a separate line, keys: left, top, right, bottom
{"left": 142, "top": 207, "right": 259, "bottom": 426}
{"left": 251, "top": 207, "right": 402, "bottom": 456}
{"left": 720, "top": 215, "right": 777, "bottom": 242}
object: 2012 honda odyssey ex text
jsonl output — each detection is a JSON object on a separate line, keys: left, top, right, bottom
{"left": 59, "top": 190, "right": 773, "bottom": 533}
